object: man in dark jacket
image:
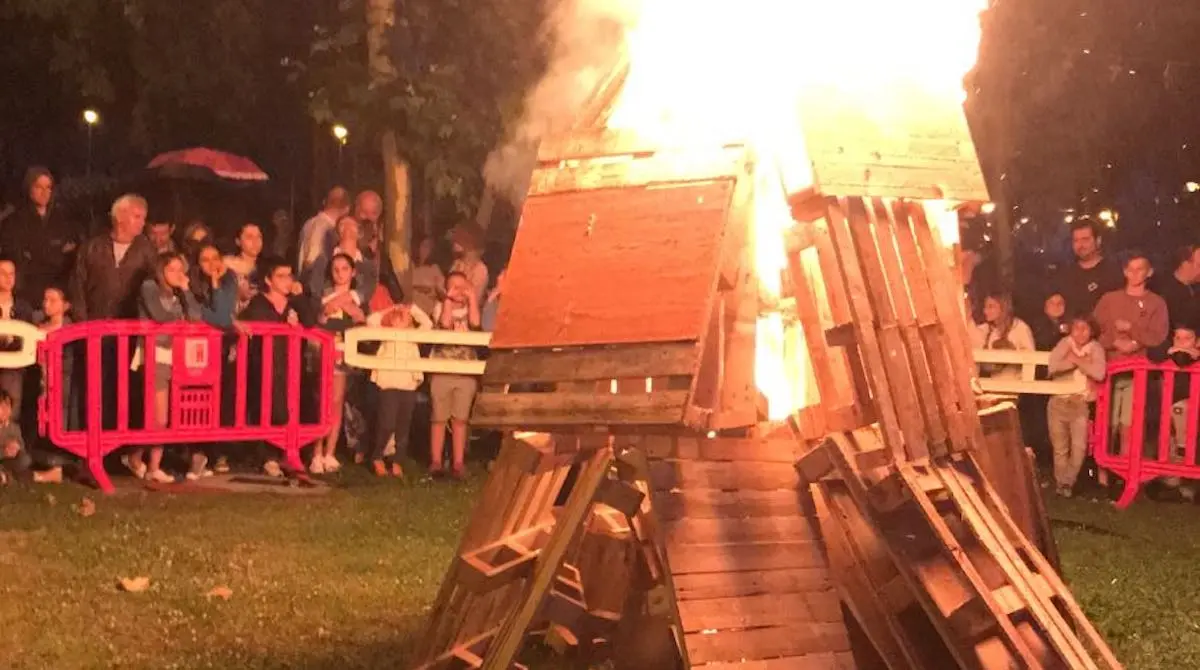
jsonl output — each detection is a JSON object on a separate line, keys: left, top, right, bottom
{"left": 0, "top": 167, "right": 80, "bottom": 306}
{"left": 69, "top": 194, "right": 157, "bottom": 321}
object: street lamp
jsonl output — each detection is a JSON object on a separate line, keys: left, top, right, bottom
{"left": 83, "top": 109, "right": 100, "bottom": 177}
{"left": 332, "top": 124, "right": 348, "bottom": 176}
{"left": 1187, "top": 181, "right": 1199, "bottom": 193}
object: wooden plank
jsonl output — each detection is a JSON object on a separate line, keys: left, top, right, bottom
{"left": 665, "top": 515, "right": 815, "bottom": 545}
{"left": 472, "top": 390, "right": 690, "bottom": 427}
{"left": 667, "top": 541, "right": 825, "bottom": 575}
{"left": 676, "top": 592, "right": 815, "bottom": 632}
{"left": 655, "top": 488, "right": 806, "bottom": 520}
{"left": 713, "top": 189, "right": 760, "bottom": 428}
{"left": 672, "top": 567, "right": 831, "bottom": 601}
{"left": 493, "top": 181, "right": 734, "bottom": 349}
{"left": 685, "top": 622, "right": 851, "bottom": 665}
{"left": 535, "top": 128, "right": 658, "bottom": 161}
{"left": 482, "top": 342, "right": 700, "bottom": 384}
{"left": 640, "top": 435, "right": 804, "bottom": 463}
{"left": 699, "top": 656, "right": 855, "bottom": 670}
{"left": 648, "top": 460, "right": 800, "bottom": 492}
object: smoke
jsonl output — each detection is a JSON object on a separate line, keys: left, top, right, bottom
{"left": 481, "top": 0, "right": 638, "bottom": 202}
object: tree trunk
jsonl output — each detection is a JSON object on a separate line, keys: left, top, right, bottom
{"left": 366, "top": 0, "right": 413, "bottom": 293}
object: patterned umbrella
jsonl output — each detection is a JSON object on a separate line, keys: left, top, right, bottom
{"left": 146, "top": 147, "right": 269, "bottom": 181}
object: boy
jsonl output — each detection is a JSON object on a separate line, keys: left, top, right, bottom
{"left": 1148, "top": 324, "right": 1200, "bottom": 501}
{"left": 239, "top": 257, "right": 315, "bottom": 477}
{"left": 429, "top": 272, "right": 481, "bottom": 479}
{"left": 0, "top": 390, "right": 61, "bottom": 485}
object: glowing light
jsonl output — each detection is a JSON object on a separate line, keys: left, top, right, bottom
{"left": 1097, "top": 209, "right": 1114, "bottom": 223}
{"left": 1187, "top": 181, "right": 1199, "bottom": 193}
{"left": 1064, "top": 214, "right": 1076, "bottom": 224}
{"left": 980, "top": 202, "right": 996, "bottom": 214}
{"left": 332, "top": 124, "right": 349, "bottom": 143}
{"left": 82, "top": 109, "right": 99, "bottom": 126}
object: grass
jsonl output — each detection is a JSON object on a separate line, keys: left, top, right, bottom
{"left": 0, "top": 470, "right": 1194, "bottom": 669}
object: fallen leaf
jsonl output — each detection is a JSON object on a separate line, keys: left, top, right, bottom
{"left": 206, "top": 586, "right": 233, "bottom": 601}
{"left": 118, "top": 576, "right": 151, "bottom": 593}
{"left": 77, "top": 497, "right": 96, "bottom": 517}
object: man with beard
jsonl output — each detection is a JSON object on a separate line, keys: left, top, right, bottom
{"left": 0, "top": 167, "right": 80, "bottom": 307}
{"left": 353, "top": 190, "right": 383, "bottom": 258}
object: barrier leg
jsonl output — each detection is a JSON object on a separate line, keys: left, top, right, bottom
{"left": 1113, "top": 476, "right": 1140, "bottom": 509}
{"left": 89, "top": 444, "right": 115, "bottom": 495}
{"left": 283, "top": 438, "right": 305, "bottom": 475}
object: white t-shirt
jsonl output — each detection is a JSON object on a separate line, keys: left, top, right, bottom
{"left": 297, "top": 211, "right": 336, "bottom": 274}
{"left": 113, "top": 241, "right": 131, "bottom": 266}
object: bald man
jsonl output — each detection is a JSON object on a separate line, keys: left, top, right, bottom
{"left": 354, "top": 190, "right": 383, "bottom": 256}
{"left": 297, "top": 186, "right": 350, "bottom": 278}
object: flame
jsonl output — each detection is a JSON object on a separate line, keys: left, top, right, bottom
{"left": 606, "top": 0, "right": 984, "bottom": 420}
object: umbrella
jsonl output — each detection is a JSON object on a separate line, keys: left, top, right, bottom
{"left": 147, "top": 147, "right": 269, "bottom": 181}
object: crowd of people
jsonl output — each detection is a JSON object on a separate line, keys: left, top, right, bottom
{"left": 969, "top": 219, "right": 1199, "bottom": 500}
{"left": 0, "top": 168, "right": 503, "bottom": 486}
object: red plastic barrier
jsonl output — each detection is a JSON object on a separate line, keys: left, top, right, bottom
{"left": 36, "top": 320, "right": 335, "bottom": 494}
{"left": 1092, "top": 356, "right": 1200, "bottom": 508}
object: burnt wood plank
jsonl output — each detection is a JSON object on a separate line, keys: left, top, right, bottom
{"left": 648, "top": 460, "right": 800, "bottom": 492}
{"left": 672, "top": 567, "right": 832, "bottom": 601}
{"left": 483, "top": 342, "right": 700, "bottom": 384}
{"left": 472, "top": 390, "right": 690, "bottom": 427}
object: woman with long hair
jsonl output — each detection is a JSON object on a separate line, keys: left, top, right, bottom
{"left": 311, "top": 253, "right": 366, "bottom": 473}
{"left": 971, "top": 292, "right": 1035, "bottom": 380}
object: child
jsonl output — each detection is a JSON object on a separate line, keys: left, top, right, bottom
{"left": 366, "top": 301, "right": 432, "bottom": 477}
{"left": 311, "top": 253, "right": 366, "bottom": 473}
{"left": 1046, "top": 315, "right": 1107, "bottom": 497}
{"left": 430, "top": 271, "right": 481, "bottom": 479}
{"left": 37, "top": 285, "right": 76, "bottom": 430}
{"left": 239, "top": 256, "right": 315, "bottom": 477}
{"left": 0, "top": 390, "right": 61, "bottom": 485}
{"left": 0, "top": 258, "right": 35, "bottom": 422}
{"left": 223, "top": 222, "right": 263, "bottom": 312}
{"left": 1148, "top": 324, "right": 1200, "bottom": 500}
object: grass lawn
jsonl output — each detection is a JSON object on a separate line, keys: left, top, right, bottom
{"left": 0, "top": 470, "right": 1194, "bottom": 669}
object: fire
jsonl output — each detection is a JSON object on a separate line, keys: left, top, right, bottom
{"left": 606, "top": 0, "right": 985, "bottom": 421}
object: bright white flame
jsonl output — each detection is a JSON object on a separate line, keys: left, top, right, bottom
{"left": 980, "top": 202, "right": 996, "bottom": 214}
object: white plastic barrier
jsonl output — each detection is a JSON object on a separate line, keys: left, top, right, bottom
{"left": 0, "top": 320, "right": 46, "bottom": 369}
{"left": 342, "top": 326, "right": 492, "bottom": 376}
{"left": 971, "top": 348, "right": 1087, "bottom": 396}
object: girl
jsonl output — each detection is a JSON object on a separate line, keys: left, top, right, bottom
{"left": 312, "top": 253, "right": 366, "bottom": 473}
{"left": 180, "top": 220, "right": 213, "bottom": 260}
{"left": 366, "top": 300, "right": 432, "bottom": 476}
{"left": 306, "top": 216, "right": 378, "bottom": 305}
{"left": 1046, "top": 316, "right": 1106, "bottom": 497}
{"left": 191, "top": 243, "right": 239, "bottom": 329}
{"left": 132, "top": 252, "right": 203, "bottom": 483}
{"left": 971, "top": 292, "right": 1035, "bottom": 380}
{"left": 411, "top": 237, "right": 445, "bottom": 317}
{"left": 223, "top": 222, "right": 264, "bottom": 311}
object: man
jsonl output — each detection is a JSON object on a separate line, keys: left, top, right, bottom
{"left": 146, "top": 220, "right": 176, "bottom": 254}
{"left": 1053, "top": 220, "right": 1123, "bottom": 317}
{"left": 70, "top": 194, "right": 158, "bottom": 321}
{"left": 297, "top": 186, "right": 350, "bottom": 281}
{"left": 1153, "top": 244, "right": 1200, "bottom": 331}
{"left": 0, "top": 167, "right": 80, "bottom": 307}
{"left": 353, "top": 190, "right": 383, "bottom": 257}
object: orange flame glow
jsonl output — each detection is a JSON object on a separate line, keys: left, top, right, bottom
{"left": 607, "top": 0, "right": 984, "bottom": 421}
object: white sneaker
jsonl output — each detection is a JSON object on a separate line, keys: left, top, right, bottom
{"left": 121, "top": 455, "right": 147, "bottom": 480}
{"left": 185, "top": 469, "right": 215, "bottom": 481}
{"left": 146, "top": 469, "right": 175, "bottom": 484}
{"left": 309, "top": 457, "right": 326, "bottom": 475}
{"left": 322, "top": 455, "right": 341, "bottom": 472}
{"left": 263, "top": 460, "right": 284, "bottom": 478}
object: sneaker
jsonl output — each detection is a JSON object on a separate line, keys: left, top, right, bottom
{"left": 309, "top": 457, "right": 326, "bottom": 475}
{"left": 390, "top": 462, "right": 404, "bottom": 478}
{"left": 371, "top": 460, "right": 388, "bottom": 477}
{"left": 323, "top": 455, "right": 341, "bottom": 473}
{"left": 146, "top": 469, "right": 175, "bottom": 484}
{"left": 185, "top": 469, "right": 214, "bottom": 481}
{"left": 33, "top": 466, "right": 63, "bottom": 484}
{"left": 121, "top": 455, "right": 147, "bottom": 480}
{"left": 1056, "top": 485, "right": 1073, "bottom": 498}
{"left": 263, "top": 460, "right": 284, "bottom": 478}
{"left": 213, "top": 456, "right": 230, "bottom": 474}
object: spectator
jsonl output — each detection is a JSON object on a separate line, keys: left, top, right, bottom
{"left": 1046, "top": 315, "right": 1106, "bottom": 498}
{"left": 70, "top": 194, "right": 157, "bottom": 320}
{"left": 366, "top": 300, "right": 432, "bottom": 477}
{"left": 411, "top": 237, "right": 445, "bottom": 317}
{"left": 0, "top": 167, "right": 80, "bottom": 307}
{"left": 146, "top": 220, "right": 176, "bottom": 254}
{"left": 0, "top": 390, "right": 61, "bottom": 485}
{"left": 961, "top": 243, "right": 999, "bottom": 325}
{"left": 297, "top": 186, "right": 350, "bottom": 281}
{"left": 354, "top": 190, "right": 383, "bottom": 257}
{"left": 1148, "top": 325, "right": 1200, "bottom": 501}
{"left": 970, "top": 292, "right": 1035, "bottom": 380}
{"left": 449, "top": 224, "right": 489, "bottom": 306}
{"left": 129, "top": 252, "right": 203, "bottom": 483}
{"left": 223, "top": 222, "right": 264, "bottom": 311}
{"left": 482, "top": 269, "right": 505, "bottom": 332}
{"left": 430, "top": 271, "right": 481, "bottom": 479}
{"left": 0, "top": 259, "right": 35, "bottom": 419}
{"left": 180, "top": 220, "right": 213, "bottom": 260}
{"left": 1153, "top": 244, "right": 1200, "bottom": 332}
{"left": 1053, "top": 220, "right": 1123, "bottom": 317}
{"left": 306, "top": 216, "right": 378, "bottom": 304}
{"left": 269, "top": 209, "right": 293, "bottom": 259}
{"left": 191, "top": 243, "right": 239, "bottom": 329}
{"left": 1094, "top": 252, "right": 1169, "bottom": 451}
{"left": 311, "top": 253, "right": 367, "bottom": 474}
{"left": 37, "top": 285, "right": 76, "bottom": 432}
{"left": 239, "top": 256, "right": 315, "bottom": 477}
{"left": 1031, "top": 292, "right": 1070, "bottom": 351}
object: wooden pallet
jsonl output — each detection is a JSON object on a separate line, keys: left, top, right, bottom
{"left": 414, "top": 434, "right": 686, "bottom": 669}
{"left": 644, "top": 434, "right": 859, "bottom": 669}
{"left": 802, "top": 430, "right": 1122, "bottom": 670}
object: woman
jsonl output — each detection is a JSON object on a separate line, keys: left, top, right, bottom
{"left": 411, "top": 237, "right": 445, "bottom": 317}
{"left": 1032, "top": 292, "right": 1071, "bottom": 352}
{"left": 223, "top": 222, "right": 264, "bottom": 311}
{"left": 449, "top": 224, "right": 488, "bottom": 306}
{"left": 129, "top": 253, "right": 203, "bottom": 483}
{"left": 971, "top": 292, "right": 1035, "bottom": 381}
{"left": 312, "top": 253, "right": 366, "bottom": 473}
{"left": 306, "top": 216, "right": 378, "bottom": 304}
{"left": 191, "top": 243, "right": 239, "bottom": 329}
{"left": 180, "top": 221, "right": 214, "bottom": 260}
